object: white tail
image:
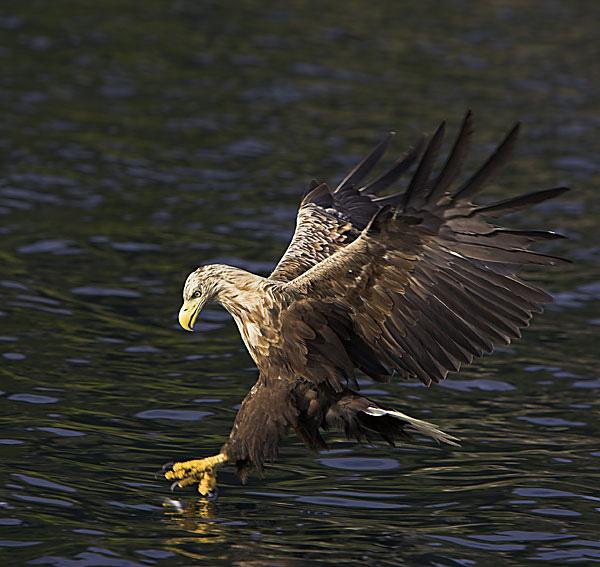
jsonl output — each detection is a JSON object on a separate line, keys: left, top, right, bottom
{"left": 364, "top": 406, "right": 461, "bottom": 446}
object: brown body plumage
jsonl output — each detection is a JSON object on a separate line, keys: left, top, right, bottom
{"left": 169, "top": 112, "right": 569, "bottom": 493}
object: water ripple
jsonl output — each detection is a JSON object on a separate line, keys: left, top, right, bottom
{"left": 8, "top": 394, "right": 59, "bottom": 404}
{"left": 135, "top": 409, "right": 213, "bottom": 421}
{"left": 12, "top": 474, "right": 76, "bottom": 493}
{"left": 17, "top": 239, "right": 85, "bottom": 255}
{"left": 440, "top": 378, "right": 516, "bottom": 392}
{"left": 429, "top": 535, "right": 525, "bottom": 551}
{"left": 517, "top": 416, "right": 586, "bottom": 427}
{"left": 11, "top": 494, "right": 73, "bottom": 507}
{"left": 296, "top": 495, "right": 409, "bottom": 509}
{"left": 317, "top": 457, "right": 400, "bottom": 471}
{"left": 70, "top": 286, "right": 141, "bottom": 298}
{"left": 37, "top": 427, "right": 86, "bottom": 437}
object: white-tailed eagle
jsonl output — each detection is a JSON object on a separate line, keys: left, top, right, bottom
{"left": 164, "top": 112, "right": 568, "bottom": 498}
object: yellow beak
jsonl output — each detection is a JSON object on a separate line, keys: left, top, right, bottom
{"left": 178, "top": 298, "right": 204, "bottom": 331}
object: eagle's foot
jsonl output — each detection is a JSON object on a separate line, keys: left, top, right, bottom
{"left": 164, "top": 453, "right": 228, "bottom": 498}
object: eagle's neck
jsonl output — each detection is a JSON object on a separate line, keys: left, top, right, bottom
{"left": 207, "top": 264, "right": 281, "bottom": 361}
{"left": 209, "top": 265, "right": 268, "bottom": 317}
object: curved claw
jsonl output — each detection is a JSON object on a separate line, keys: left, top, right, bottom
{"left": 205, "top": 488, "right": 219, "bottom": 501}
{"left": 170, "top": 480, "right": 181, "bottom": 492}
{"left": 156, "top": 462, "right": 175, "bottom": 480}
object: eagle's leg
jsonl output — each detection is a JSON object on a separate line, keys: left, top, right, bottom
{"left": 164, "top": 453, "right": 228, "bottom": 497}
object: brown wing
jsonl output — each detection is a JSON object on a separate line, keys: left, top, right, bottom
{"left": 269, "top": 132, "right": 424, "bottom": 282}
{"left": 277, "top": 116, "right": 569, "bottom": 387}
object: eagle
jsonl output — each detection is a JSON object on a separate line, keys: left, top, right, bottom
{"left": 164, "top": 112, "right": 568, "bottom": 498}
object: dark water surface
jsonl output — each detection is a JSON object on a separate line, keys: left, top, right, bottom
{"left": 1, "top": 2, "right": 599, "bottom": 565}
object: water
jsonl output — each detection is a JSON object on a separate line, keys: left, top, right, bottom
{"left": 1, "top": 1, "right": 599, "bottom": 565}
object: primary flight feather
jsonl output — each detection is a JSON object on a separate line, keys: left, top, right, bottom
{"left": 166, "top": 112, "right": 568, "bottom": 497}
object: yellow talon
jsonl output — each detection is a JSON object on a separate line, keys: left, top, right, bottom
{"left": 164, "top": 453, "right": 228, "bottom": 497}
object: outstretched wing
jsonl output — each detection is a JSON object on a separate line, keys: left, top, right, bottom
{"left": 276, "top": 116, "right": 569, "bottom": 388}
{"left": 269, "top": 131, "right": 425, "bottom": 282}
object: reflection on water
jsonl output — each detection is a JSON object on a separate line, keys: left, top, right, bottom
{"left": 1, "top": 0, "right": 599, "bottom": 565}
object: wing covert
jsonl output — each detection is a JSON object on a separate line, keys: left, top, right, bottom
{"left": 276, "top": 115, "right": 569, "bottom": 386}
{"left": 269, "top": 134, "right": 424, "bottom": 282}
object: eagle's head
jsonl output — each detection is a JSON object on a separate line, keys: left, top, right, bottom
{"left": 178, "top": 265, "right": 224, "bottom": 331}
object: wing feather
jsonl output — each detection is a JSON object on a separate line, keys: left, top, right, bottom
{"left": 426, "top": 110, "right": 474, "bottom": 203}
{"left": 270, "top": 132, "right": 426, "bottom": 282}
{"left": 270, "top": 116, "right": 568, "bottom": 387}
{"left": 336, "top": 133, "right": 395, "bottom": 191}
{"left": 400, "top": 121, "right": 446, "bottom": 210}
{"left": 361, "top": 137, "right": 425, "bottom": 195}
{"left": 450, "top": 122, "right": 521, "bottom": 203}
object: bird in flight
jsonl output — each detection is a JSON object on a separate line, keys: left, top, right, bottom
{"left": 164, "top": 112, "right": 568, "bottom": 498}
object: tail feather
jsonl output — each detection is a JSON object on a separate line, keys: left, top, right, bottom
{"left": 363, "top": 406, "right": 461, "bottom": 446}
{"left": 325, "top": 390, "right": 460, "bottom": 447}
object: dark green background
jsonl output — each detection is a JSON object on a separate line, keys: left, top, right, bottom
{"left": 1, "top": 1, "right": 599, "bottom": 565}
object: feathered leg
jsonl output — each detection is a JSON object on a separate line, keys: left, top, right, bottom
{"left": 164, "top": 375, "right": 296, "bottom": 496}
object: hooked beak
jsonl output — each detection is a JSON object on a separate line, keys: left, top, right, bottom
{"left": 178, "top": 297, "right": 204, "bottom": 331}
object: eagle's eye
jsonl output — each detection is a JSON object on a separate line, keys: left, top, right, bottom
{"left": 193, "top": 290, "right": 202, "bottom": 298}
